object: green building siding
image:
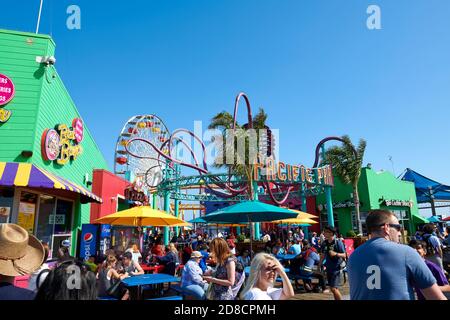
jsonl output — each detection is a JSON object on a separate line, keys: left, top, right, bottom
{"left": 0, "top": 29, "right": 109, "bottom": 253}
{"left": 317, "top": 167, "right": 421, "bottom": 236}
{"left": 0, "top": 30, "right": 49, "bottom": 161}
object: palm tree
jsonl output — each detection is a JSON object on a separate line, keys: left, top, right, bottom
{"left": 321, "top": 135, "right": 367, "bottom": 234}
{"left": 208, "top": 107, "right": 269, "bottom": 200}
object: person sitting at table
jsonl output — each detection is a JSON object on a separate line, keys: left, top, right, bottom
{"left": 289, "top": 240, "right": 325, "bottom": 292}
{"left": 121, "top": 252, "right": 144, "bottom": 276}
{"left": 287, "top": 240, "right": 302, "bottom": 256}
{"left": 156, "top": 243, "right": 179, "bottom": 276}
{"left": 182, "top": 243, "right": 193, "bottom": 265}
{"left": 125, "top": 243, "right": 142, "bottom": 264}
{"left": 151, "top": 239, "right": 165, "bottom": 257}
{"left": 237, "top": 249, "right": 251, "bottom": 267}
{"left": 97, "top": 255, "right": 130, "bottom": 300}
{"left": 272, "top": 239, "right": 286, "bottom": 256}
{"left": 181, "top": 251, "right": 208, "bottom": 300}
{"left": 240, "top": 253, "right": 294, "bottom": 300}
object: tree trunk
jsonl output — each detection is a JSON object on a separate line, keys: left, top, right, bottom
{"left": 353, "top": 184, "right": 363, "bottom": 234}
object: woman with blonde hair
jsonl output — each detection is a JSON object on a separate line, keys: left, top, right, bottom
{"left": 203, "top": 238, "right": 236, "bottom": 300}
{"left": 240, "top": 253, "right": 294, "bottom": 300}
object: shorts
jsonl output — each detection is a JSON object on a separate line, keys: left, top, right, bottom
{"left": 326, "top": 270, "right": 342, "bottom": 288}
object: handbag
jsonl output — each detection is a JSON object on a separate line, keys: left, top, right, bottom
{"left": 205, "top": 283, "right": 214, "bottom": 300}
{"left": 106, "top": 278, "right": 123, "bottom": 298}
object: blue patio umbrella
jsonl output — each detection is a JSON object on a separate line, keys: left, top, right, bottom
{"left": 202, "top": 201, "right": 298, "bottom": 257}
{"left": 428, "top": 216, "right": 441, "bottom": 223}
{"left": 189, "top": 217, "right": 207, "bottom": 224}
{"left": 202, "top": 200, "right": 298, "bottom": 224}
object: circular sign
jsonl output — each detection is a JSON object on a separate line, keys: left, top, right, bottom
{"left": 41, "top": 129, "right": 61, "bottom": 161}
{"left": 72, "top": 118, "right": 84, "bottom": 143}
{"left": 0, "top": 74, "right": 15, "bottom": 106}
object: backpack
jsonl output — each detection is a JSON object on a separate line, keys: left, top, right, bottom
{"left": 234, "top": 257, "right": 244, "bottom": 274}
{"left": 423, "top": 234, "right": 437, "bottom": 256}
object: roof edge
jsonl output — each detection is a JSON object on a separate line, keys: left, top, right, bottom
{"left": 0, "top": 28, "right": 55, "bottom": 46}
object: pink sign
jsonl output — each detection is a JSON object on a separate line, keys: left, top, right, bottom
{"left": 0, "top": 74, "right": 15, "bottom": 106}
{"left": 72, "top": 118, "right": 84, "bottom": 143}
{"left": 41, "top": 129, "right": 61, "bottom": 161}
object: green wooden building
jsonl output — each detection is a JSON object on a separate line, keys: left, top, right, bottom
{"left": 316, "top": 167, "right": 429, "bottom": 237}
{"left": 0, "top": 29, "right": 108, "bottom": 257}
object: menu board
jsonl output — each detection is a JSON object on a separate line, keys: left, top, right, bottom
{"left": 17, "top": 202, "right": 36, "bottom": 233}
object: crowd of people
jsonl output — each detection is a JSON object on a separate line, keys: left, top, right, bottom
{"left": 0, "top": 210, "right": 449, "bottom": 300}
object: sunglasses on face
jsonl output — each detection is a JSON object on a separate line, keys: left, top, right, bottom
{"left": 378, "top": 223, "right": 402, "bottom": 232}
{"left": 388, "top": 223, "right": 402, "bottom": 232}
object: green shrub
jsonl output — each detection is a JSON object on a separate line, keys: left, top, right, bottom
{"left": 346, "top": 230, "right": 357, "bottom": 238}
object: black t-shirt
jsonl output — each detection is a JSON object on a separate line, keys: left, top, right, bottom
{"left": 0, "top": 282, "right": 36, "bottom": 300}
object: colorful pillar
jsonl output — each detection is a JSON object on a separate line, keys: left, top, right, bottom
{"left": 174, "top": 198, "right": 179, "bottom": 237}
{"left": 253, "top": 180, "right": 260, "bottom": 240}
{"left": 301, "top": 184, "right": 309, "bottom": 239}
{"left": 152, "top": 193, "right": 157, "bottom": 209}
{"left": 163, "top": 192, "right": 170, "bottom": 246}
{"left": 321, "top": 144, "right": 334, "bottom": 227}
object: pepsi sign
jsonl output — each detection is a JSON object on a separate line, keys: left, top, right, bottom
{"left": 80, "top": 224, "right": 98, "bottom": 261}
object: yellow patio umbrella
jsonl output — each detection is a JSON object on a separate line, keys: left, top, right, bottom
{"left": 282, "top": 209, "right": 318, "bottom": 220}
{"left": 273, "top": 217, "right": 319, "bottom": 225}
{"left": 95, "top": 206, "right": 187, "bottom": 227}
{"left": 171, "top": 221, "right": 193, "bottom": 227}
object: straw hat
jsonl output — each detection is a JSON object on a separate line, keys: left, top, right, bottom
{"left": 190, "top": 251, "right": 202, "bottom": 259}
{"left": 0, "top": 224, "right": 45, "bottom": 276}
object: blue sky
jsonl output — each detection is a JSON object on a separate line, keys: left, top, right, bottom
{"left": 2, "top": 1, "right": 450, "bottom": 217}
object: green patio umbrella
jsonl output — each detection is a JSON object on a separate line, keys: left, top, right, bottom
{"left": 202, "top": 200, "right": 298, "bottom": 223}
{"left": 427, "top": 216, "right": 441, "bottom": 223}
{"left": 202, "top": 200, "right": 298, "bottom": 257}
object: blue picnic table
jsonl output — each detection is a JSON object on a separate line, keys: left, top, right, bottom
{"left": 122, "top": 273, "right": 180, "bottom": 300}
{"left": 276, "top": 254, "right": 297, "bottom": 261}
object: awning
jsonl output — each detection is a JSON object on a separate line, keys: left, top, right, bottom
{"left": 412, "top": 212, "right": 429, "bottom": 225}
{"left": 0, "top": 162, "right": 102, "bottom": 203}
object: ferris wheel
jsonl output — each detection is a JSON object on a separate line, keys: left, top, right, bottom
{"left": 114, "top": 115, "right": 171, "bottom": 190}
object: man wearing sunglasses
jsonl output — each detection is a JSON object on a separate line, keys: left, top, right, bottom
{"left": 347, "top": 209, "right": 446, "bottom": 300}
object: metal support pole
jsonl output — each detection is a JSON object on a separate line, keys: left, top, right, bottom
{"left": 152, "top": 193, "right": 157, "bottom": 209}
{"left": 174, "top": 198, "right": 179, "bottom": 237}
{"left": 301, "top": 184, "right": 309, "bottom": 239}
{"left": 163, "top": 192, "right": 170, "bottom": 246}
{"left": 163, "top": 160, "right": 170, "bottom": 246}
{"left": 322, "top": 144, "right": 335, "bottom": 227}
{"left": 429, "top": 187, "right": 437, "bottom": 216}
{"left": 253, "top": 180, "right": 260, "bottom": 240}
{"left": 36, "top": 0, "right": 44, "bottom": 34}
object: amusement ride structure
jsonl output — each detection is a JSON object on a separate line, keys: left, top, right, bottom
{"left": 114, "top": 93, "right": 355, "bottom": 244}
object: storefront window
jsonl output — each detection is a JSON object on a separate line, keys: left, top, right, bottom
{"left": 0, "top": 188, "right": 14, "bottom": 223}
{"left": 320, "top": 210, "right": 339, "bottom": 231}
{"left": 392, "top": 209, "right": 410, "bottom": 237}
{"left": 352, "top": 211, "right": 369, "bottom": 234}
{"left": 35, "top": 195, "right": 56, "bottom": 247}
{"left": 18, "top": 192, "right": 38, "bottom": 234}
{"left": 32, "top": 194, "right": 73, "bottom": 259}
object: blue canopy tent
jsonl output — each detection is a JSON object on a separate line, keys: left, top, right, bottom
{"left": 400, "top": 168, "right": 450, "bottom": 216}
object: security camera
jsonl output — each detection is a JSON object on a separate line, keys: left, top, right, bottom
{"left": 47, "top": 56, "right": 56, "bottom": 65}
{"left": 35, "top": 55, "right": 56, "bottom": 66}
